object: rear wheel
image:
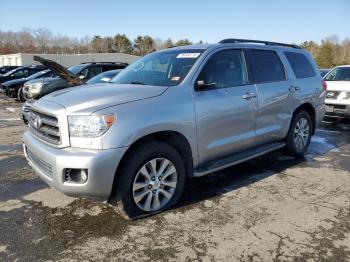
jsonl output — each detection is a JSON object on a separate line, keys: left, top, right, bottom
{"left": 285, "top": 110, "right": 312, "bottom": 157}
{"left": 114, "top": 141, "right": 185, "bottom": 219}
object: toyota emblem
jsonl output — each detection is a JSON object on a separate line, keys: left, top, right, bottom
{"left": 32, "top": 114, "right": 42, "bottom": 129}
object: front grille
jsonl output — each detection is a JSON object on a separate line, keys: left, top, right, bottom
{"left": 326, "top": 91, "right": 340, "bottom": 99}
{"left": 29, "top": 110, "right": 61, "bottom": 145}
{"left": 27, "top": 149, "right": 53, "bottom": 178}
{"left": 334, "top": 105, "right": 347, "bottom": 110}
{"left": 23, "top": 103, "right": 32, "bottom": 113}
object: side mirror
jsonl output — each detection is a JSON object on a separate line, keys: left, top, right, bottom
{"left": 196, "top": 80, "right": 215, "bottom": 90}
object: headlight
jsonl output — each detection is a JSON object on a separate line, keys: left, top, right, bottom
{"left": 28, "top": 82, "right": 44, "bottom": 94}
{"left": 68, "top": 114, "right": 116, "bottom": 138}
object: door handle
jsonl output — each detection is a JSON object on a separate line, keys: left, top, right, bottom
{"left": 289, "top": 85, "right": 300, "bottom": 92}
{"left": 242, "top": 92, "right": 257, "bottom": 100}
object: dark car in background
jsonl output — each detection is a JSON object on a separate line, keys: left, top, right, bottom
{"left": 0, "top": 66, "right": 20, "bottom": 75}
{"left": 319, "top": 68, "right": 331, "bottom": 78}
{"left": 2, "top": 69, "right": 56, "bottom": 100}
{"left": 86, "top": 69, "right": 122, "bottom": 84}
{"left": 0, "top": 65, "right": 46, "bottom": 84}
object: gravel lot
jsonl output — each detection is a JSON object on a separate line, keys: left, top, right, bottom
{"left": 1, "top": 93, "right": 350, "bottom": 261}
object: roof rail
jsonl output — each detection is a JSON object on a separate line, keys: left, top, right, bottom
{"left": 80, "top": 61, "right": 129, "bottom": 65}
{"left": 219, "top": 38, "right": 300, "bottom": 49}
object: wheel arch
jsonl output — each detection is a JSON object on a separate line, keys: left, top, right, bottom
{"left": 293, "top": 103, "right": 316, "bottom": 135}
{"left": 108, "top": 130, "right": 194, "bottom": 203}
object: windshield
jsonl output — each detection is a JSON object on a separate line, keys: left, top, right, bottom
{"left": 3, "top": 68, "right": 21, "bottom": 76}
{"left": 325, "top": 67, "right": 350, "bottom": 81}
{"left": 68, "top": 64, "right": 86, "bottom": 75}
{"left": 111, "top": 49, "right": 204, "bottom": 86}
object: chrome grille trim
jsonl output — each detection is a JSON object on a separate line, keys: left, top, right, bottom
{"left": 29, "top": 110, "right": 61, "bottom": 145}
{"left": 23, "top": 104, "right": 32, "bottom": 113}
{"left": 27, "top": 149, "right": 53, "bottom": 178}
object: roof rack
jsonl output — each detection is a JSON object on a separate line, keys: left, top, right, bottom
{"left": 219, "top": 38, "right": 300, "bottom": 49}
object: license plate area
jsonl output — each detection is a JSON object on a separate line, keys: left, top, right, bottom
{"left": 326, "top": 105, "right": 334, "bottom": 113}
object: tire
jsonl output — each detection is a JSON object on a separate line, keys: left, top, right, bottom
{"left": 285, "top": 110, "right": 312, "bottom": 157}
{"left": 114, "top": 141, "right": 186, "bottom": 220}
{"left": 17, "top": 87, "right": 24, "bottom": 102}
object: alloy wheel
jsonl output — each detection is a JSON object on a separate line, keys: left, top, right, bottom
{"left": 132, "top": 158, "right": 177, "bottom": 212}
{"left": 293, "top": 117, "right": 310, "bottom": 151}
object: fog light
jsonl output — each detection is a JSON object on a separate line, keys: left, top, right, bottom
{"left": 64, "top": 169, "right": 88, "bottom": 183}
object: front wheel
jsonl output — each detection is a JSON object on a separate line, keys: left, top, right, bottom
{"left": 114, "top": 141, "right": 185, "bottom": 219}
{"left": 285, "top": 110, "right": 312, "bottom": 157}
{"left": 17, "top": 87, "right": 25, "bottom": 102}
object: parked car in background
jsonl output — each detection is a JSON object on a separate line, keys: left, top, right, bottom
{"left": 0, "top": 66, "right": 20, "bottom": 75}
{"left": 0, "top": 65, "right": 46, "bottom": 84}
{"left": 319, "top": 68, "right": 330, "bottom": 78}
{"left": 23, "top": 39, "right": 325, "bottom": 219}
{"left": 324, "top": 65, "right": 350, "bottom": 120}
{"left": 23, "top": 61, "right": 128, "bottom": 100}
{"left": 2, "top": 69, "right": 56, "bottom": 101}
{"left": 86, "top": 69, "right": 122, "bottom": 84}
{"left": 20, "top": 57, "right": 128, "bottom": 122}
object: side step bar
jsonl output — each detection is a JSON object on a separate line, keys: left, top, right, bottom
{"left": 193, "top": 141, "right": 286, "bottom": 177}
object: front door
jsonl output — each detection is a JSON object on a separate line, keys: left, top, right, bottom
{"left": 193, "top": 49, "right": 258, "bottom": 165}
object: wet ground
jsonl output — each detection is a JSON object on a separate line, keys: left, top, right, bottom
{"left": 1, "top": 93, "right": 350, "bottom": 261}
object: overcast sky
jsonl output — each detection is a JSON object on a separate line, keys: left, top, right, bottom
{"left": 1, "top": 0, "right": 349, "bottom": 44}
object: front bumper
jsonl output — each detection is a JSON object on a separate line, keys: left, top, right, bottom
{"left": 325, "top": 102, "right": 350, "bottom": 118}
{"left": 23, "top": 131, "right": 128, "bottom": 199}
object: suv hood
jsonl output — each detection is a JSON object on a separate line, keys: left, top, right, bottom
{"left": 3, "top": 78, "right": 26, "bottom": 87}
{"left": 325, "top": 81, "right": 350, "bottom": 92}
{"left": 40, "top": 83, "right": 168, "bottom": 114}
{"left": 24, "top": 77, "right": 60, "bottom": 87}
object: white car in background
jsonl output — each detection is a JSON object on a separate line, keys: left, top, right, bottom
{"left": 324, "top": 65, "right": 350, "bottom": 119}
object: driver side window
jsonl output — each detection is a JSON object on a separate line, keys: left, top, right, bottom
{"left": 197, "top": 49, "right": 248, "bottom": 89}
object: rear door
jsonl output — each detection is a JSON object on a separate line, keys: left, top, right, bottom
{"left": 193, "top": 48, "right": 258, "bottom": 164}
{"left": 248, "top": 48, "right": 294, "bottom": 145}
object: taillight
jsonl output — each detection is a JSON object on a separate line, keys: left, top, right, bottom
{"left": 322, "top": 80, "right": 327, "bottom": 91}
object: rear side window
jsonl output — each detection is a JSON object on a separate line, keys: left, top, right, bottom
{"left": 284, "top": 52, "right": 316, "bottom": 79}
{"left": 250, "top": 50, "right": 286, "bottom": 83}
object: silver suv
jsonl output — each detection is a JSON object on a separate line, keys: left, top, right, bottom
{"left": 23, "top": 39, "right": 325, "bottom": 219}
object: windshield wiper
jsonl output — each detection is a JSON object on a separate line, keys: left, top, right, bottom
{"left": 129, "top": 81, "right": 146, "bottom": 85}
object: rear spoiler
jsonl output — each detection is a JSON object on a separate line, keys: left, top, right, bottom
{"left": 33, "top": 56, "right": 86, "bottom": 87}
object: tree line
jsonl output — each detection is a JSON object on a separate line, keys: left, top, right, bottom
{"left": 0, "top": 28, "right": 203, "bottom": 57}
{"left": 0, "top": 28, "right": 349, "bottom": 68}
{"left": 300, "top": 36, "right": 350, "bottom": 68}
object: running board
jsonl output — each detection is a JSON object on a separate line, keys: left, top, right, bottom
{"left": 193, "top": 141, "right": 286, "bottom": 177}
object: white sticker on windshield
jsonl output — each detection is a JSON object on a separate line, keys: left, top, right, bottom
{"left": 176, "top": 53, "right": 201, "bottom": 59}
{"left": 101, "top": 77, "right": 111, "bottom": 82}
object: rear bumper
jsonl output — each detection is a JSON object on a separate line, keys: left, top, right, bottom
{"left": 23, "top": 131, "right": 128, "bottom": 199}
